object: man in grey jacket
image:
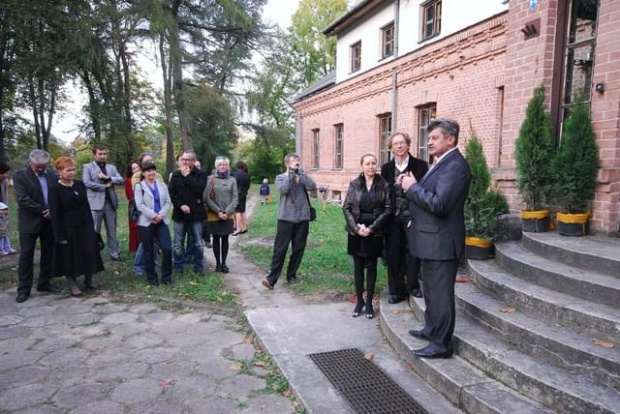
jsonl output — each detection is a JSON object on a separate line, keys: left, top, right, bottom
{"left": 262, "top": 153, "right": 316, "bottom": 289}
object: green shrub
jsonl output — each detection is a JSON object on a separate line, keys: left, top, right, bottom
{"left": 465, "top": 128, "right": 509, "bottom": 239}
{"left": 551, "top": 99, "right": 599, "bottom": 213}
{"left": 515, "top": 85, "right": 555, "bottom": 211}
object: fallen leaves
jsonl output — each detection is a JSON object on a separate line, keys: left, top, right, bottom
{"left": 282, "top": 389, "right": 292, "bottom": 397}
{"left": 229, "top": 362, "right": 242, "bottom": 371}
{"left": 157, "top": 378, "right": 175, "bottom": 387}
{"left": 391, "top": 309, "right": 400, "bottom": 315}
{"left": 253, "top": 360, "right": 266, "bottom": 368}
{"left": 570, "top": 268, "right": 585, "bottom": 274}
{"left": 500, "top": 308, "right": 517, "bottom": 314}
{"left": 363, "top": 353, "right": 373, "bottom": 361}
{"left": 592, "top": 338, "right": 615, "bottom": 349}
{"left": 455, "top": 278, "right": 469, "bottom": 283}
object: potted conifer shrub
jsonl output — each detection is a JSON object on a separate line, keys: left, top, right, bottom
{"left": 515, "top": 85, "right": 555, "bottom": 232}
{"left": 464, "top": 132, "right": 509, "bottom": 259}
{"left": 551, "top": 98, "right": 599, "bottom": 236}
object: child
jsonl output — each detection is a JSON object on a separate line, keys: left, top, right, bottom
{"left": 259, "top": 178, "right": 271, "bottom": 205}
{"left": 0, "top": 202, "right": 16, "bottom": 256}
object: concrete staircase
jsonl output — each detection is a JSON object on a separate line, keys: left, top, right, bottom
{"left": 380, "top": 232, "right": 620, "bottom": 414}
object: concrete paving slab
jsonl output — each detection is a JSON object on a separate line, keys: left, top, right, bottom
{"left": 247, "top": 302, "right": 461, "bottom": 414}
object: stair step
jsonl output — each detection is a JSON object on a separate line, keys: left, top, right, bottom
{"left": 495, "top": 241, "right": 620, "bottom": 309}
{"left": 455, "top": 317, "right": 620, "bottom": 414}
{"left": 455, "top": 282, "right": 620, "bottom": 390}
{"left": 379, "top": 294, "right": 553, "bottom": 414}
{"left": 468, "top": 259, "right": 620, "bottom": 343}
{"left": 522, "top": 232, "right": 620, "bottom": 278}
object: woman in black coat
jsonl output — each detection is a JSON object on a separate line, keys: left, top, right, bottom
{"left": 343, "top": 154, "right": 393, "bottom": 319}
{"left": 50, "top": 157, "right": 104, "bottom": 297}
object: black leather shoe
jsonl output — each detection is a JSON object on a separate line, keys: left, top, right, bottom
{"left": 411, "top": 346, "right": 453, "bottom": 359}
{"left": 365, "top": 304, "right": 374, "bottom": 319}
{"left": 215, "top": 265, "right": 222, "bottom": 273}
{"left": 410, "top": 288, "right": 423, "bottom": 298}
{"left": 16, "top": 293, "right": 29, "bottom": 303}
{"left": 287, "top": 277, "right": 298, "bottom": 284}
{"left": 352, "top": 303, "right": 364, "bottom": 317}
{"left": 221, "top": 265, "right": 230, "bottom": 274}
{"left": 388, "top": 295, "right": 406, "bottom": 304}
{"left": 408, "top": 329, "right": 429, "bottom": 340}
{"left": 37, "top": 284, "right": 61, "bottom": 294}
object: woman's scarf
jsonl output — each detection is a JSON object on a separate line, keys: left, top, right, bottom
{"left": 216, "top": 169, "right": 230, "bottom": 179}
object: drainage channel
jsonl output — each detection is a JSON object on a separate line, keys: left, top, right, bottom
{"left": 309, "top": 348, "right": 429, "bottom": 414}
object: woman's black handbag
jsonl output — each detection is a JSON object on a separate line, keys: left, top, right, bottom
{"left": 129, "top": 199, "right": 140, "bottom": 222}
{"left": 303, "top": 186, "right": 316, "bottom": 222}
{"left": 96, "top": 233, "right": 105, "bottom": 251}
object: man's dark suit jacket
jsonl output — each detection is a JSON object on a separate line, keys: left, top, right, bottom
{"left": 380, "top": 153, "right": 429, "bottom": 185}
{"left": 13, "top": 168, "right": 58, "bottom": 234}
{"left": 405, "top": 149, "right": 471, "bottom": 260}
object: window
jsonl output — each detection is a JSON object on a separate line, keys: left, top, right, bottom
{"left": 559, "top": 0, "right": 599, "bottom": 136}
{"left": 312, "top": 129, "right": 320, "bottom": 169}
{"left": 350, "top": 41, "right": 361, "bottom": 73}
{"left": 421, "top": 0, "right": 442, "bottom": 41}
{"left": 418, "top": 104, "right": 437, "bottom": 164}
{"left": 379, "top": 114, "right": 392, "bottom": 165}
{"left": 382, "top": 23, "right": 395, "bottom": 59}
{"left": 334, "top": 124, "right": 344, "bottom": 169}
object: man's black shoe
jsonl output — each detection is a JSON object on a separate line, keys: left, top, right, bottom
{"left": 388, "top": 295, "right": 406, "bottom": 304}
{"left": 262, "top": 279, "right": 274, "bottom": 290}
{"left": 37, "top": 284, "right": 61, "bottom": 294}
{"left": 287, "top": 277, "right": 299, "bottom": 284}
{"left": 16, "top": 293, "right": 29, "bottom": 303}
{"left": 410, "top": 288, "right": 423, "bottom": 298}
{"left": 411, "top": 346, "right": 453, "bottom": 359}
{"left": 408, "top": 329, "right": 429, "bottom": 340}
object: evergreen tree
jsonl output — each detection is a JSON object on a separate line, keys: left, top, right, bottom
{"left": 515, "top": 85, "right": 555, "bottom": 210}
{"left": 551, "top": 99, "right": 599, "bottom": 213}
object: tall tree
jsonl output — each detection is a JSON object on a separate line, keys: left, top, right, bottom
{"left": 290, "top": 0, "right": 347, "bottom": 88}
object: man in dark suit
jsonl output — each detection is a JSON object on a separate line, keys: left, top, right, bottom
{"left": 401, "top": 118, "right": 471, "bottom": 359}
{"left": 13, "top": 149, "right": 59, "bottom": 303}
{"left": 381, "top": 132, "right": 429, "bottom": 303}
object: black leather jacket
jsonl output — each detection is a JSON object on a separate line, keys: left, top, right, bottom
{"left": 343, "top": 174, "right": 393, "bottom": 236}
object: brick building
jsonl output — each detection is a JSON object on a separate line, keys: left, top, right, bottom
{"left": 293, "top": 0, "right": 620, "bottom": 234}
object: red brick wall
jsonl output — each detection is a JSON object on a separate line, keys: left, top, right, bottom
{"left": 295, "top": 0, "right": 620, "bottom": 233}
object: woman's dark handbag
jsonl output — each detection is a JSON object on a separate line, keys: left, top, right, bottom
{"left": 129, "top": 199, "right": 140, "bottom": 222}
{"left": 96, "top": 233, "right": 105, "bottom": 251}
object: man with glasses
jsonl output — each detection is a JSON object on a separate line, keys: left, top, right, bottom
{"left": 13, "top": 149, "right": 59, "bottom": 303}
{"left": 381, "top": 132, "right": 429, "bottom": 304}
{"left": 168, "top": 150, "right": 207, "bottom": 273}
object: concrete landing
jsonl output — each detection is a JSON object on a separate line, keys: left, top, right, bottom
{"left": 246, "top": 302, "right": 461, "bottom": 414}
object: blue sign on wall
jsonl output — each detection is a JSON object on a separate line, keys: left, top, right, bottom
{"left": 530, "top": 0, "right": 539, "bottom": 11}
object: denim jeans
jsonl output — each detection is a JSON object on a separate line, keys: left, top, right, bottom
{"left": 137, "top": 222, "right": 172, "bottom": 285}
{"left": 133, "top": 241, "right": 159, "bottom": 275}
{"left": 173, "top": 220, "right": 204, "bottom": 272}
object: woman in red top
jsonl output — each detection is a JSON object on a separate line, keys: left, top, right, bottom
{"left": 125, "top": 162, "right": 141, "bottom": 252}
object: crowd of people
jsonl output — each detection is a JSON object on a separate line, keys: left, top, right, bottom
{"left": 5, "top": 117, "right": 470, "bottom": 360}
{"left": 6, "top": 145, "right": 260, "bottom": 300}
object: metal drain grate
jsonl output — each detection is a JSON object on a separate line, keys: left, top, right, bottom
{"left": 309, "top": 348, "right": 429, "bottom": 414}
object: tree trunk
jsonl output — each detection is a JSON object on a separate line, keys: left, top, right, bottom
{"left": 160, "top": 34, "right": 175, "bottom": 179}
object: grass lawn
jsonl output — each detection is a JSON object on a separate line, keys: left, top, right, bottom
{"left": 241, "top": 188, "right": 388, "bottom": 297}
{"left": 0, "top": 187, "right": 235, "bottom": 307}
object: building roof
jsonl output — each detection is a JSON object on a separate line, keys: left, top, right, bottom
{"left": 323, "top": 0, "right": 386, "bottom": 36}
{"left": 295, "top": 71, "right": 337, "bottom": 102}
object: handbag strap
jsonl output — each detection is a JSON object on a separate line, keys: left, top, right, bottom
{"left": 302, "top": 184, "right": 312, "bottom": 208}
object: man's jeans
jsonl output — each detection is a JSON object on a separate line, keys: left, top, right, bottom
{"left": 173, "top": 220, "right": 204, "bottom": 272}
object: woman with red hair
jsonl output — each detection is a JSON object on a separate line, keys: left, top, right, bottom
{"left": 49, "top": 156, "right": 104, "bottom": 296}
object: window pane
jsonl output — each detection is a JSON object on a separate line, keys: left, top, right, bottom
{"left": 569, "top": 0, "right": 598, "bottom": 44}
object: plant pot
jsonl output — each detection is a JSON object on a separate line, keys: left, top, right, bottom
{"left": 557, "top": 212, "right": 589, "bottom": 237}
{"left": 520, "top": 210, "right": 549, "bottom": 233}
{"left": 465, "top": 237, "right": 495, "bottom": 260}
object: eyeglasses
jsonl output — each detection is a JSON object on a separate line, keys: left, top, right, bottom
{"left": 181, "top": 158, "right": 195, "bottom": 161}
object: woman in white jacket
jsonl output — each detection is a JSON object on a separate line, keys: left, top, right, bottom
{"left": 135, "top": 162, "right": 172, "bottom": 286}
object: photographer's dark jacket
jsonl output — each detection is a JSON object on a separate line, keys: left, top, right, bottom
{"left": 168, "top": 168, "right": 207, "bottom": 222}
{"left": 381, "top": 154, "right": 429, "bottom": 222}
{"left": 275, "top": 171, "right": 316, "bottom": 223}
{"left": 343, "top": 174, "right": 393, "bottom": 236}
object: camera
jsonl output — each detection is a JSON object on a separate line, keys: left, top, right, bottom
{"left": 293, "top": 164, "right": 301, "bottom": 175}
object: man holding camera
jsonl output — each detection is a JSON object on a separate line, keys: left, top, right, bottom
{"left": 262, "top": 153, "right": 316, "bottom": 290}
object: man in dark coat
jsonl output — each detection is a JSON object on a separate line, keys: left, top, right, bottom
{"left": 401, "top": 118, "right": 471, "bottom": 359}
{"left": 381, "top": 132, "right": 428, "bottom": 303}
{"left": 168, "top": 150, "right": 208, "bottom": 273}
{"left": 13, "top": 149, "right": 60, "bottom": 303}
